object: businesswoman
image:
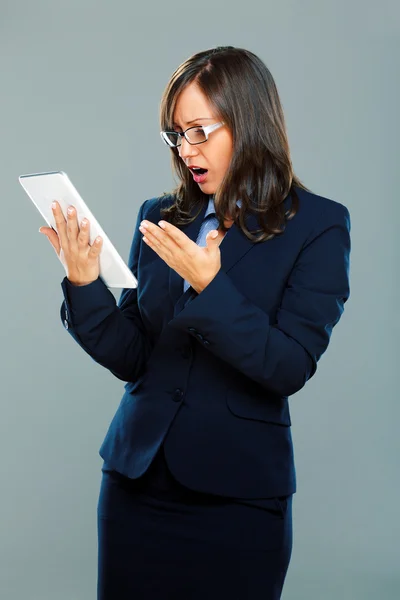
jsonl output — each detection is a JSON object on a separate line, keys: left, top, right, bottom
{"left": 40, "top": 46, "right": 351, "bottom": 599}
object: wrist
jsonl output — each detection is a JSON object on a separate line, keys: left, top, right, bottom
{"left": 192, "top": 273, "right": 216, "bottom": 294}
{"left": 67, "top": 278, "right": 93, "bottom": 287}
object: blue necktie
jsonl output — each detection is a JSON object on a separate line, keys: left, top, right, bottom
{"left": 183, "top": 211, "right": 219, "bottom": 293}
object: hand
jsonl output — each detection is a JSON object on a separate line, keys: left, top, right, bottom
{"left": 39, "top": 201, "right": 103, "bottom": 286}
{"left": 139, "top": 219, "right": 222, "bottom": 293}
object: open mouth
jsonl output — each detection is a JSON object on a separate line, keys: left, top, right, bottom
{"left": 189, "top": 167, "right": 209, "bottom": 183}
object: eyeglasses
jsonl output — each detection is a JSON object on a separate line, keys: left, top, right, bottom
{"left": 160, "top": 121, "right": 225, "bottom": 148}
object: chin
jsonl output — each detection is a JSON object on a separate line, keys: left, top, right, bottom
{"left": 199, "top": 183, "right": 217, "bottom": 195}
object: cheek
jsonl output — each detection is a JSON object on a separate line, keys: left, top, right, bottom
{"left": 218, "top": 143, "right": 233, "bottom": 173}
{"left": 220, "top": 135, "right": 234, "bottom": 166}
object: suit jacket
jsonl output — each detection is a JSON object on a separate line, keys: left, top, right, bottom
{"left": 60, "top": 186, "right": 351, "bottom": 498}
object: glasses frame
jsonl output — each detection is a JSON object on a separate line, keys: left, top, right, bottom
{"left": 160, "top": 121, "right": 225, "bottom": 147}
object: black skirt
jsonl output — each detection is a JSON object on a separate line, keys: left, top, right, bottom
{"left": 97, "top": 446, "right": 293, "bottom": 600}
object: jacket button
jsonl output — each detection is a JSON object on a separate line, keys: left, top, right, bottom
{"left": 203, "top": 340, "right": 210, "bottom": 347}
{"left": 64, "top": 319, "right": 69, "bottom": 330}
{"left": 172, "top": 388, "right": 184, "bottom": 402}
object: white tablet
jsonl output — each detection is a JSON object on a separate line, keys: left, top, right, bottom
{"left": 19, "top": 170, "right": 138, "bottom": 289}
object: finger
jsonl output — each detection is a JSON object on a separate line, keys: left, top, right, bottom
{"left": 77, "top": 218, "right": 90, "bottom": 252}
{"left": 39, "top": 227, "right": 61, "bottom": 254}
{"left": 65, "top": 205, "right": 80, "bottom": 254}
{"left": 141, "top": 226, "right": 163, "bottom": 249}
{"left": 156, "top": 220, "right": 190, "bottom": 249}
{"left": 140, "top": 222, "right": 179, "bottom": 260}
{"left": 206, "top": 229, "right": 220, "bottom": 247}
{"left": 51, "top": 201, "right": 68, "bottom": 246}
{"left": 88, "top": 236, "right": 103, "bottom": 259}
{"left": 142, "top": 233, "right": 166, "bottom": 261}
{"left": 140, "top": 221, "right": 176, "bottom": 246}
{"left": 51, "top": 200, "right": 75, "bottom": 252}
{"left": 43, "top": 234, "right": 60, "bottom": 256}
{"left": 142, "top": 229, "right": 172, "bottom": 263}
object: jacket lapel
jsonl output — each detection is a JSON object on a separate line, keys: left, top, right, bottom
{"left": 169, "top": 202, "right": 259, "bottom": 308}
{"left": 219, "top": 213, "right": 259, "bottom": 273}
{"left": 168, "top": 200, "right": 208, "bottom": 306}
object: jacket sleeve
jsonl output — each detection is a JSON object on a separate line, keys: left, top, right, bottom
{"left": 168, "top": 202, "right": 351, "bottom": 397}
{"left": 59, "top": 199, "right": 152, "bottom": 382}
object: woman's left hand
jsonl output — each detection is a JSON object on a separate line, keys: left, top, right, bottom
{"left": 139, "top": 219, "right": 222, "bottom": 294}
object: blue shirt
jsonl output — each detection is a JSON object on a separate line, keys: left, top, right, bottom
{"left": 183, "top": 196, "right": 221, "bottom": 293}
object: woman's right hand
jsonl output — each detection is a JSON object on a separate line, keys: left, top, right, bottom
{"left": 39, "top": 201, "right": 103, "bottom": 286}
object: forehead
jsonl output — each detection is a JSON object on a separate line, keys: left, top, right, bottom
{"left": 173, "top": 82, "right": 215, "bottom": 125}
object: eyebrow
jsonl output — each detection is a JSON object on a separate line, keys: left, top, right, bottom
{"left": 172, "top": 117, "right": 214, "bottom": 127}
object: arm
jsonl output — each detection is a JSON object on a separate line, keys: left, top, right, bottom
{"left": 168, "top": 203, "right": 351, "bottom": 397}
{"left": 60, "top": 200, "right": 152, "bottom": 382}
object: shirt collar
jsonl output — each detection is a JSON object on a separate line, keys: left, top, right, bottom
{"left": 206, "top": 196, "right": 242, "bottom": 217}
{"left": 205, "top": 196, "right": 216, "bottom": 218}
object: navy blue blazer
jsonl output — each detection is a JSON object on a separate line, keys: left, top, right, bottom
{"left": 60, "top": 186, "right": 351, "bottom": 499}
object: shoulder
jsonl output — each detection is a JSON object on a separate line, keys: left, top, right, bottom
{"left": 140, "top": 193, "right": 176, "bottom": 220}
{"left": 275, "top": 187, "right": 351, "bottom": 259}
{"left": 287, "top": 187, "right": 351, "bottom": 256}
{"left": 294, "top": 186, "right": 351, "bottom": 230}
{"left": 287, "top": 187, "right": 351, "bottom": 251}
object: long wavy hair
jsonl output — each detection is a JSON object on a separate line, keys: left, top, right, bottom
{"left": 159, "top": 46, "right": 310, "bottom": 242}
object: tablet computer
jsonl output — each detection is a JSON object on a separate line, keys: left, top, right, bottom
{"left": 19, "top": 170, "right": 138, "bottom": 289}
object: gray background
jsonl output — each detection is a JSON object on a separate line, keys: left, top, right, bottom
{"left": 1, "top": 0, "right": 399, "bottom": 598}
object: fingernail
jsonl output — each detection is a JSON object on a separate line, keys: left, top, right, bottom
{"left": 51, "top": 201, "right": 57, "bottom": 209}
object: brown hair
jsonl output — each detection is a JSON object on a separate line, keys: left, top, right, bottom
{"left": 159, "top": 46, "right": 310, "bottom": 242}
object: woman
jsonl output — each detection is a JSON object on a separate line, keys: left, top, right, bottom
{"left": 40, "top": 46, "right": 351, "bottom": 599}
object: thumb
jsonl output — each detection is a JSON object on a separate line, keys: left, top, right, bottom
{"left": 39, "top": 227, "right": 60, "bottom": 254}
{"left": 206, "top": 229, "right": 220, "bottom": 249}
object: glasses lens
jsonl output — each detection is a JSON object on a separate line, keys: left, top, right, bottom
{"left": 186, "top": 127, "right": 207, "bottom": 144}
{"left": 162, "top": 132, "right": 180, "bottom": 147}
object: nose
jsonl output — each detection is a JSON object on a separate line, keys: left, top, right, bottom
{"left": 178, "top": 136, "right": 198, "bottom": 160}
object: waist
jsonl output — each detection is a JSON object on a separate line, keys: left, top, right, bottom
{"left": 102, "top": 444, "right": 226, "bottom": 503}
{"left": 101, "top": 444, "right": 291, "bottom": 510}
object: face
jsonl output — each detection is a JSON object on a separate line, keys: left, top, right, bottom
{"left": 172, "top": 82, "right": 234, "bottom": 196}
